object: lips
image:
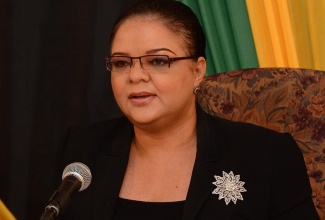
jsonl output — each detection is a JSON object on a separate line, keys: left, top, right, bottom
{"left": 128, "top": 92, "right": 156, "bottom": 105}
{"left": 129, "top": 92, "right": 154, "bottom": 98}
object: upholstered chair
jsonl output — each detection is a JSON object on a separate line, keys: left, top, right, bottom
{"left": 197, "top": 68, "right": 325, "bottom": 219}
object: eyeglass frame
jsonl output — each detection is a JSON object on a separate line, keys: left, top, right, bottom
{"left": 105, "top": 55, "right": 196, "bottom": 72}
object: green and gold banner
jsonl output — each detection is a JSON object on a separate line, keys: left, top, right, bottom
{"left": 179, "top": 0, "right": 325, "bottom": 75}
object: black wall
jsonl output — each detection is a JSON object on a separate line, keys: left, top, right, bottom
{"left": 1, "top": 0, "right": 140, "bottom": 219}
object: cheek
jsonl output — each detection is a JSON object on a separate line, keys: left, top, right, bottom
{"left": 173, "top": 68, "right": 196, "bottom": 90}
{"left": 111, "top": 76, "right": 125, "bottom": 101}
{"left": 154, "top": 73, "right": 194, "bottom": 100}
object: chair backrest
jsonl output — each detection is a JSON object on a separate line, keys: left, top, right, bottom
{"left": 198, "top": 68, "right": 325, "bottom": 218}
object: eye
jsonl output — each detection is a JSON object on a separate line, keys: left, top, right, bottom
{"left": 148, "top": 56, "right": 169, "bottom": 67}
{"left": 111, "top": 58, "right": 131, "bottom": 68}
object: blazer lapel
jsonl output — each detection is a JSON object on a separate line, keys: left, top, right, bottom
{"left": 182, "top": 107, "right": 227, "bottom": 220}
{"left": 93, "top": 121, "right": 134, "bottom": 219}
{"left": 182, "top": 159, "right": 225, "bottom": 220}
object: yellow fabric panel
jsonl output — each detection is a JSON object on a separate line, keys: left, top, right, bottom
{"left": 247, "top": 0, "right": 301, "bottom": 68}
{"left": 263, "top": 0, "right": 287, "bottom": 66}
{"left": 275, "top": 0, "right": 299, "bottom": 67}
{"left": 0, "top": 200, "right": 16, "bottom": 220}
{"left": 288, "top": 0, "right": 315, "bottom": 69}
{"left": 287, "top": 0, "right": 325, "bottom": 71}
{"left": 245, "top": 0, "right": 276, "bottom": 67}
{"left": 247, "top": 0, "right": 325, "bottom": 70}
{"left": 306, "top": 1, "right": 325, "bottom": 70}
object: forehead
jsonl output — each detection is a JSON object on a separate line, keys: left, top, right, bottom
{"left": 111, "top": 17, "right": 187, "bottom": 55}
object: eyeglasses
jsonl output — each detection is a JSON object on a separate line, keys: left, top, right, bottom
{"left": 105, "top": 55, "right": 195, "bottom": 73}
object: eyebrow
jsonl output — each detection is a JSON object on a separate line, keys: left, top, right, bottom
{"left": 111, "top": 52, "right": 128, "bottom": 56}
{"left": 146, "top": 48, "right": 176, "bottom": 55}
{"left": 111, "top": 48, "right": 177, "bottom": 57}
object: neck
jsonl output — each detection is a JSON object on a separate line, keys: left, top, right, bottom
{"left": 132, "top": 110, "right": 197, "bottom": 160}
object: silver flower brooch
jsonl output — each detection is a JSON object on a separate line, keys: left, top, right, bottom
{"left": 212, "top": 171, "right": 247, "bottom": 205}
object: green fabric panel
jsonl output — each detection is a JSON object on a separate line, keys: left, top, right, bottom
{"left": 180, "top": 0, "right": 260, "bottom": 74}
{"left": 209, "top": 0, "right": 240, "bottom": 71}
{"left": 178, "top": 0, "right": 216, "bottom": 75}
{"left": 226, "top": 0, "right": 259, "bottom": 69}
{"left": 205, "top": 38, "right": 217, "bottom": 75}
{"left": 198, "top": 1, "right": 227, "bottom": 73}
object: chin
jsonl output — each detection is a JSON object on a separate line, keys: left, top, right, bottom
{"left": 130, "top": 115, "right": 158, "bottom": 126}
{"left": 127, "top": 111, "right": 165, "bottom": 128}
{"left": 125, "top": 108, "right": 151, "bottom": 119}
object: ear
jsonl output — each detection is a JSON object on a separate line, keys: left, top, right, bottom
{"left": 193, "top": 56, "right": 206, "bottom": 86}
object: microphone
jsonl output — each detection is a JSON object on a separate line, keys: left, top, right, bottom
{"left": 40, "top": 162, "right": 92, "bottom": 220}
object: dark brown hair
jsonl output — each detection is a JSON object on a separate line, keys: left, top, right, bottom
{"left": 109, "top": 0, "right": 206, "bottom": 59}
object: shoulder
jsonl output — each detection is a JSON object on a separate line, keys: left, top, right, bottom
{"left": 64, "top": 116, "right": 132, "bottom": 146}
{"left": 57, "top": 116, "right": 133, "bottom": 167}
{"left": 197, "top": 106, "right": 302, "bottom": 171}
{"left": 199, "top": 107, "right": 290, "bottom": 145}
{"left": 67, "top": 116, "right": 130, "bottom": 136}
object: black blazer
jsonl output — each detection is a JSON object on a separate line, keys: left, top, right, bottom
{"left": 56, "top": 107, "right": 319, "bottom": 219}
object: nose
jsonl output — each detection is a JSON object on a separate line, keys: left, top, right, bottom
{"left": 128, "top": 58, "right": 149, "bottom": 83}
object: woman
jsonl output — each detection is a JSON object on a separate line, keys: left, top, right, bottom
{"left": 53, "top": 0, "right": 319, "bottom": 219}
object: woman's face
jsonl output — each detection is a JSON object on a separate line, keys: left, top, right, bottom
{"left": 110, "top": 17, "right": 206, "bottom": 129}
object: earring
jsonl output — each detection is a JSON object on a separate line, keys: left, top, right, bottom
{"left": 193, "top": 86, "right": 201, "bottom": 94}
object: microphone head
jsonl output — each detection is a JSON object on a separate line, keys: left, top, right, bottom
{"left": 62, "top": 162, "right": 92, "bottom": 191}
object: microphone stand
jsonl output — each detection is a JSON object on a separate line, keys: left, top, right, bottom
{"left": 40, "top": 204, "right": 59, "bottom": 220}
{"left": 40, "top": 175, "right": 81, "bottom": 220}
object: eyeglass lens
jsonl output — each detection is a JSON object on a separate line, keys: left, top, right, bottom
{"left": 107, "top": 55, "right": 170, "bottom": 73}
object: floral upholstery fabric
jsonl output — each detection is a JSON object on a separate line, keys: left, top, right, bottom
{"left": 198, "top": 68, "right": 325, "bottom": 218}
